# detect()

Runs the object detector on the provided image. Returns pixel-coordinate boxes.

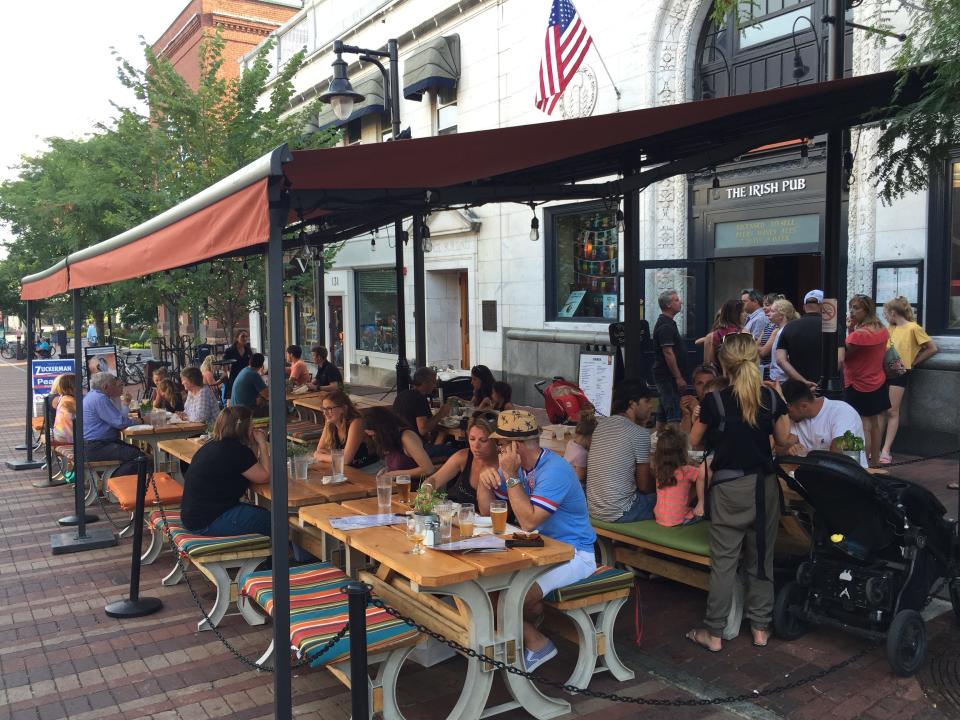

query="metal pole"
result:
[387,39,401,140]
[412,215,427,369]
[73,290,87,537]
[821,0,845,395]
[24,300,35,456]
[313,252,326,350]
[394,220,411,391]
[622,172,642,374]
[266,177,292,720]
[345,581,370,720]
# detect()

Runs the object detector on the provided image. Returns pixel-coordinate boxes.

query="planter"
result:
[842,450,862,463]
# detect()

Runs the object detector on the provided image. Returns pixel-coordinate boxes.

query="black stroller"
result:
[773,452,960,676]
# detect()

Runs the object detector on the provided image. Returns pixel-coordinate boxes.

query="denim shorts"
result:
[616,491,657,523]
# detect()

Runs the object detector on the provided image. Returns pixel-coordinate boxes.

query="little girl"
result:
[653,427,704,527]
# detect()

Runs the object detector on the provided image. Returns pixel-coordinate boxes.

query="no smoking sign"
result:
[821,298,838,332]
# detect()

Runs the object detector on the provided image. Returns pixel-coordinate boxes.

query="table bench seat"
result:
[286,420,324,444]
[107,471,183,540]
[240,563,421,719]
[544,565,635,690]
[146,510,272,631]
[54,446,122,506]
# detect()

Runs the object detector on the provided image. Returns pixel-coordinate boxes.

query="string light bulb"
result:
[529,215,540,242]
[711,170,721,190]
[616,208,625,234]
[800,140,810,168]
[370,236,376,251]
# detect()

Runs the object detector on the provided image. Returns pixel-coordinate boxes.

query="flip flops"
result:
[685,628,721,653]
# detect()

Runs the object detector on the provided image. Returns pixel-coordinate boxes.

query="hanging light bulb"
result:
[529,210,540,242]
[616,208,625,234]
[421,223,432,253]
[242,258,249,270]
[800,140,810,168]
[711,169,721,190]
[371,235,376,251]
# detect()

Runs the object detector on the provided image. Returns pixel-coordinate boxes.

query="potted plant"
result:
[412,482,447,519]
[834,431,865,463]
[287,441,312,480]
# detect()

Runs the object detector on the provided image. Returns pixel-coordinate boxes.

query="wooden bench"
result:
[240,563,422,719]
[54,446,121,506]
[543,565,636,691]
[286,419,324,445]
[146,510,272,631]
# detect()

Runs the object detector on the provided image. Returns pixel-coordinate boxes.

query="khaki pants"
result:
[704,473,779,637]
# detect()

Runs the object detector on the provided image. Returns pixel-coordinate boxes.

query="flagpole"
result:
[592,47,622,109]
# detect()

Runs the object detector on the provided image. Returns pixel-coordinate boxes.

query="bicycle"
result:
[118,349,146,389]
[0,337,15,360]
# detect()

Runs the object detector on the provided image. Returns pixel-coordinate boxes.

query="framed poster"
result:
[873,260,923,324]
[577,353,615,416]
[557,290,587,318]
[84,345,118,388]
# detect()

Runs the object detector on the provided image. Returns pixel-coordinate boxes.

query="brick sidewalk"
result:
[0,359,955,719]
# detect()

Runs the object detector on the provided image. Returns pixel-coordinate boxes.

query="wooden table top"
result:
[253,463,376,509]
[123,422,206,439]
[156,437,205,463]
[287,391,327,403]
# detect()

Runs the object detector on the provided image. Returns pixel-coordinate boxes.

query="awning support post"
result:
[313,250,326,350]
[412,214,427,369]
[622,171,643,375]
[6,299,44,470]
[394,220,411,391]
[267,178,293,720]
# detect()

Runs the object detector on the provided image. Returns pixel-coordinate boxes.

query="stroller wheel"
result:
[949,579,960,624]
[886,609,927,677]
[773,581,808,640]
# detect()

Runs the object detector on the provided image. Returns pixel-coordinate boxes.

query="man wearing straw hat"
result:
[478,410,597,672]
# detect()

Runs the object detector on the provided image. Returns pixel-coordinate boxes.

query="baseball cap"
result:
[803,290,824,304]
[489,410,541,440]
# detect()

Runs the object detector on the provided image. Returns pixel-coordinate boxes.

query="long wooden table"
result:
[300,497,575,720]
[124,421,206,475]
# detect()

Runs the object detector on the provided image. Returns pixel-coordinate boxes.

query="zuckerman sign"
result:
[31,359,75,398]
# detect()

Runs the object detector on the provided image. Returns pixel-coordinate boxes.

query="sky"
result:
[0,1,189,242]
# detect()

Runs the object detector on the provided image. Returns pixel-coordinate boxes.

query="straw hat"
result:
[489,410,540,440]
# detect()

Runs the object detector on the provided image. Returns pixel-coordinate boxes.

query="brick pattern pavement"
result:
[0,358,955,719]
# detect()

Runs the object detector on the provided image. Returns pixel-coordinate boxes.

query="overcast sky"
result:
[0,2,188,241]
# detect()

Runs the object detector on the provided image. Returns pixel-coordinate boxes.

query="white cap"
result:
[803,289,824,304]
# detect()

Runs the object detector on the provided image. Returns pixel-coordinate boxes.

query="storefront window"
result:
[356,269,399,353]
[547,205,620,321]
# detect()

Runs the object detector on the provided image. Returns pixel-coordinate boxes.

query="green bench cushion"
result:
[147,510,271,557]
[591,518,712,557]
[287,420,324,441]
[545,565,634,603]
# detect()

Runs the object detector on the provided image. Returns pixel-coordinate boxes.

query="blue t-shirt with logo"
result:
[495,448,596,552]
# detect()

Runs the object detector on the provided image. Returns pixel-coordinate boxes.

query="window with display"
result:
[355,269,399,353]
[546,204,620,322]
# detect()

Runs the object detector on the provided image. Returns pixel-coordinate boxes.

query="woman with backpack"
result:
[685,333,791,652]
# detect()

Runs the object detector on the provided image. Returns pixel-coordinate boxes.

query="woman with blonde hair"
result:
[765,298,799,383]
[843,294,890,467]
[199,354,223,404]
[686,334,791,652]
[50,373,76,445]
[313,390,372,467]
[429,411,501,506]
[879,297,938,466]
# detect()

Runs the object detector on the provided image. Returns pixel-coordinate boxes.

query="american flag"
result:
[535,0,594,115]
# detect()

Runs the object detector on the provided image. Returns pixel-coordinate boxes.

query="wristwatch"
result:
[505,476,522,489]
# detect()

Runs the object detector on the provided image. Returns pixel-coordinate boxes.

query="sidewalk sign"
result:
[84,345,118,388]
[31,359,75,413]
[578,353,615,416]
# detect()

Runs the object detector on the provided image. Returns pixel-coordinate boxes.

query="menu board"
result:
[578,353,615,416]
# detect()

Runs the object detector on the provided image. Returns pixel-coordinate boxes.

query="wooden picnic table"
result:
[124,421,206,476]
[299,497,575,720]
[252,463,376,509]
[157,437,205,465]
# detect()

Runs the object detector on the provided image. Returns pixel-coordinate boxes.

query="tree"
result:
[710,0,960,203]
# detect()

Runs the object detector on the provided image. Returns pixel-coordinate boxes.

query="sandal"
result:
[751,627,771,647]
[948,482,959,491]
[685,628,721,653]
[878,452,892,466]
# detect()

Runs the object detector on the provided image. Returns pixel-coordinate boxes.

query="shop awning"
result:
[403,35,460,101]
[21,67,927,300]
[315,75,386,132]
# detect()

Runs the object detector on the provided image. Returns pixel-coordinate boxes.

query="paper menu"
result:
[328,514,408,531]
[433,535,506,552]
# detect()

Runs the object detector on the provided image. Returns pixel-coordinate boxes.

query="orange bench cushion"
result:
[107,472,183,511]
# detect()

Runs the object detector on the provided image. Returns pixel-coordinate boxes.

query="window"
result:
[345,118,362,145]
[380,112,392,143]
[436,85,458,135]
[928,153,960,333]
[545,204,620,322]
[296,284,319,350]
[355,269,398,353]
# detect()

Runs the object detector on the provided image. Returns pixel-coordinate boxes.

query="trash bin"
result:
[54,329,68,357]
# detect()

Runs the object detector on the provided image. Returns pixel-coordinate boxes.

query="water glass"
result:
[435,502,455,543]
[376,472,393,512]
[458,503,475,538]
[293,454,310,481]
[330,449,345,480]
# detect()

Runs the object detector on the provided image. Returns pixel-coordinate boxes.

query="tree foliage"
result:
[0,30,338,340]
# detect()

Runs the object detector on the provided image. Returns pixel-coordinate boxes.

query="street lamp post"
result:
[321,39,412,391]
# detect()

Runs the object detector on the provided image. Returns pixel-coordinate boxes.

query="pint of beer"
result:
[490,500,508,534]
[395,475,411,503]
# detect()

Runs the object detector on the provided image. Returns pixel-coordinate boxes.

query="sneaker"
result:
[523,639,557,673]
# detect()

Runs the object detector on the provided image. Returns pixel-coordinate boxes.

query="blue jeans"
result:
[616,491,657,523]
[654,378,683,424]
[199,503,271,537]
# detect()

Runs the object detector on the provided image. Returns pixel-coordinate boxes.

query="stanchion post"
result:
[346,581,370,720]
[105,457,162,617]
[7,299,45,469]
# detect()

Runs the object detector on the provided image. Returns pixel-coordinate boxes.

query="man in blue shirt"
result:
[84,372,150,476]
[230,353,268,415]
[478,410,597,673]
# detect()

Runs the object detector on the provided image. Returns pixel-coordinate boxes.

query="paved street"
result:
[0,358,956,720]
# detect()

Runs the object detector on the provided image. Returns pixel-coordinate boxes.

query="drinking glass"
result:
[435,502,455,543]
[376,471,393,512]
[294,454,310,481]
[490,500,508,534]
[458,503,475,538]
[330,449,345,480]
[406,515,427,555]
[394,475,411,504]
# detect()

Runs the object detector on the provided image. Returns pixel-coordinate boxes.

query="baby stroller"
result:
[534,377,591,425]
[772,452,960,676]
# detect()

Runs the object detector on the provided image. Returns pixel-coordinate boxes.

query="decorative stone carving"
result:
[559,65,599,119]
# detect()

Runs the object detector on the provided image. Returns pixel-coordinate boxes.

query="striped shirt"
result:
[585,415,651,522]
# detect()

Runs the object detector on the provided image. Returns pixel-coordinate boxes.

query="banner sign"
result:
[31,359,75,397]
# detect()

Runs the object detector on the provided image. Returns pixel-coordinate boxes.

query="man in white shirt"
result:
[780,380,867,467]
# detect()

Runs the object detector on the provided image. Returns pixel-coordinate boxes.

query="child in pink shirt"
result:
[653,427,704,527]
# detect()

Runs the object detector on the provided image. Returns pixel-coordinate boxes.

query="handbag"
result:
[883,344,907,379]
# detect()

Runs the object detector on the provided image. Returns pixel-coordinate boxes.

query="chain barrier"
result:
[367,593,876,707]
[147,474,345,672]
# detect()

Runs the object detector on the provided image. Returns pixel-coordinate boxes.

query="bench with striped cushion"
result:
[146,509,272,632]
[286,420,324,443]
[240,562,420,717]
[543,565,635,690]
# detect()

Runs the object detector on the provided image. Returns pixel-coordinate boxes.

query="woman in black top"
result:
[428,412,500,505]
[223,330,252,399]
[687,334,791,652]
[180,406,271,536]
[470,364,495,409]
